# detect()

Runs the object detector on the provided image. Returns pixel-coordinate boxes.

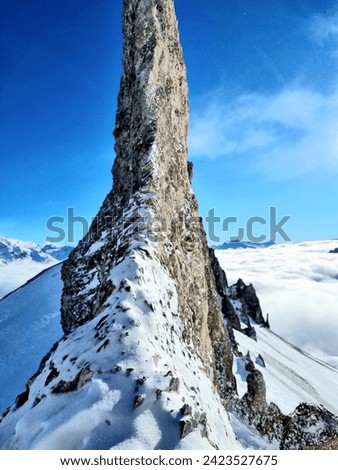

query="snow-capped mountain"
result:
[41,244,73,261]
[212,240,276,250]
[0,237,53,264]
[0,237,72,299]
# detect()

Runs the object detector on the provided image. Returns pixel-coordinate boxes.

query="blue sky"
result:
[1,0,337,245]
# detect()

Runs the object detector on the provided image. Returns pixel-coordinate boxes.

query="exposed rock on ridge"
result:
[61,0,234,392]
[0,0,242,450]
[1,0,337,451]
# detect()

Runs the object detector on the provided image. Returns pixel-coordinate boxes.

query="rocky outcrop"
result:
[209,251,266,343]
[232,279,269,327]
[329,247,338,254]
[1,0,337,452]
[231,358,338,449]
[61,0,234,400]
[209,239,338,450]
[281,403,338,450]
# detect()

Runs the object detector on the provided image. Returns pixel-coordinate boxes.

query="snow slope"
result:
[0,264,63,412]
[1,239,337,449]
[216,240,338,367]
[0,244,241,450]
[0,237,71,299]
[233,326,338,416]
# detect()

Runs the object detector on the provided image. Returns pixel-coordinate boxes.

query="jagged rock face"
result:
[211,254,338,450]
[61,0,234,391]
[0,0,239,450]
[232,381,338,450]
[228,279,269,330]
[281,403,338,450]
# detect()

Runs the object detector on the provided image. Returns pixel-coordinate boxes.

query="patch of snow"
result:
[229,413,277,450]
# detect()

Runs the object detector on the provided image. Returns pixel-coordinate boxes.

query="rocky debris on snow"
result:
[230,347,338,449]
[281,403,338,450]
[0,0,337,452]
[51,368,94,394]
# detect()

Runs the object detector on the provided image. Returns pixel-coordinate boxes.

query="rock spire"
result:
[1,0,337,451]
[61,0,234,392]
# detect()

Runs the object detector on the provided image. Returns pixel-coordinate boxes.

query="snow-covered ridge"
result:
[1,240,337,449]
[0,245,240,450]
[233,326,338,417]
[228,319,338,449]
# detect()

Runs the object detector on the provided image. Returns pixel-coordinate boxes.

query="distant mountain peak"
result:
[212,240,276,250]
[41,244,73,261]
[0,237,53,264]
[0,237,72,299]
[0,237,72,265]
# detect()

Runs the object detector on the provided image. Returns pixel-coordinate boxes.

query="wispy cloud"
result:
[189,86,338,179]
[188,9,338,180]
[310,9,338,44]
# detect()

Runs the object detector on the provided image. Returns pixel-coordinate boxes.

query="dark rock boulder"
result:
[52,367,94,394]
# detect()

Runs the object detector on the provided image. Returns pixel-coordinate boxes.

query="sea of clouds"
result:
[216,240,338,367]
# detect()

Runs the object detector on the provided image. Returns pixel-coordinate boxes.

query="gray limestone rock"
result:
[61,0,234,394]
